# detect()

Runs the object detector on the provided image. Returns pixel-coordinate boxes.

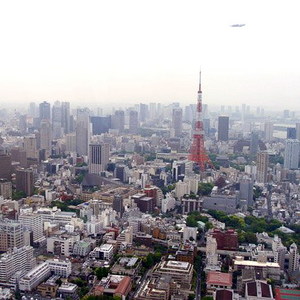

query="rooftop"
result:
[207,272,232,286]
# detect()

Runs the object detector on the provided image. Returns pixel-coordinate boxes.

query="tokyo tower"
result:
[189,72,213,171]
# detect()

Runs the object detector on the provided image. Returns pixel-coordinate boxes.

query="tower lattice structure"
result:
[189,72,213,171]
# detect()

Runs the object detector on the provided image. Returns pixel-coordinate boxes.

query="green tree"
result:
[95,267,109,280]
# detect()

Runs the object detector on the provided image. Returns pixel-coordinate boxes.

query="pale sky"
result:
[0,0,300,110]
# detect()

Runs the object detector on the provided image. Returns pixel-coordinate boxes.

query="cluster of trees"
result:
[186,211,213,230]
[207,210,284,245]
[198,183,214,196]
[12,190,26,200]
[142,252,162,269]
[94,267,109,280]
[50,198,84,213]
[71,278,89,298]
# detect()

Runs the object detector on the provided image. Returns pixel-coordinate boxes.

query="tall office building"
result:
[23,136,39,160]
[76,108,90,156]
[149,103,157,120]
[250,131,259,157]
[113,194,124,217]
[139,103,148,122]
[257,151,269,184]
[0,219,24,251]
[40,120,52,158]
[287,127,296,139]
[111,110,125,132]
[61,101,71,134]
[296,123,300,141]
[129,110,139,134]
[91,116,111,135]
[239,178,254,207]
[16,168,34,196]
[0,154,12,180]
[264,122,273,142]
[88,143,110,174]
[172,108,183,137]
[218,116,229,141]
[39,101,51,123]
[284,139,300,170]
[52,101,63,139]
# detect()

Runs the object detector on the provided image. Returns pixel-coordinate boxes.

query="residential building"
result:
[257,151,269,184]
[47,259,72,277]
[19,213,43,242]
[284,139,300,170]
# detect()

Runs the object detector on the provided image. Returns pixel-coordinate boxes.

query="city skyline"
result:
[0,0,300,109]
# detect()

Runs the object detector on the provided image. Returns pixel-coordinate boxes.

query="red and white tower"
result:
[189,72,213,171]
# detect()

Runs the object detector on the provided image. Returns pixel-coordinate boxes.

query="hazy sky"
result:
[0,0,300,109]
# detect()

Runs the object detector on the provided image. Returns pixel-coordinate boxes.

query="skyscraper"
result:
[52,101,62,139]
[39,101,51,123]
[0,154,12,180]
[88,143,110,174]
[129,110,139,134]
[264,122,273,142]
[218,116,229,141]
[250,131,259,157]
[76,108,90,156]
[111,110,125,133]
[257,151,269,183]
[39,120,52,158]
[61,101,71,134]
[296,123,300,141]
[284,139,300,170]
[172,108,183,137]
[16,168,34,196]
[287,127,296,139]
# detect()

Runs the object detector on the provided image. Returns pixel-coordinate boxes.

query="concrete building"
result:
[202,195,237,214]
[264,122,273,142]
[172,108,183,137]
[88,143,110,174]
[218,116,229,141]
[0,219,24,251]
[0,179,12,199]
[129,110,139,134]
[205,235,221,272]
[39,101,51,123]
[47,259,72,277]
[90,244,114,261]
[288,243,299,273]
[211,229,238,251]
[73,240,93,257]
[76,108,90,156]
[239,178,254,207]
[0,246,36,283]
[152,260,193,290]
[257,151,269,184]
[0,154,12,181]
[19,262,51,291]
[182,195,202,214]
[16,168,34,196]
[206,271,232,294]
[284,139,300,170]
[19,213,43,242]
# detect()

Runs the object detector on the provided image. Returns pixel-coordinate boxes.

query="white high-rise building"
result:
[19,213,44,242]
[175,180,190,199]
[40,120,52,158]
[205,235,220,272]
[0,246,36,282]
[289,243,299,273]
[88,143,110,174]
[284,139,300,170]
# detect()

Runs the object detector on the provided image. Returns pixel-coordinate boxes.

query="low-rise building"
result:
[94,275,132,300]
[47,259,72,277]
[19,262,51,291]
[90,244,114,261]
[152,260,193,290]
[206,271,232,294]
[57,282,79,300]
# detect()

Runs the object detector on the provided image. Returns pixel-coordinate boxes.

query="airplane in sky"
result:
[231,24,246,27]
